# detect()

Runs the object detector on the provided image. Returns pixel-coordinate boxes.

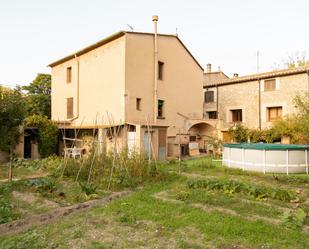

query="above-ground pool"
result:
[223,143,309,174]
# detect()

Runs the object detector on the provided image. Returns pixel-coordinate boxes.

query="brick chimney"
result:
[206,63,212,73]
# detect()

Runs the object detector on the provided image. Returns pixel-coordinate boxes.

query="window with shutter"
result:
[267,107,282,121]
[231,109,242,122]
[264,79,276,91]
[67,97,73,119]
[67,67,72,83]
[204,91,214,103]
[158,61,164,80]
[157,99,165,118]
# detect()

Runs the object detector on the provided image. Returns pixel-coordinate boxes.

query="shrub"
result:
[26,114,58,157]
[273,94,309,144]
[228,123,248,143]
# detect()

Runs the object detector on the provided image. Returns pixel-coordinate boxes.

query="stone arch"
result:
[187,122,215,153]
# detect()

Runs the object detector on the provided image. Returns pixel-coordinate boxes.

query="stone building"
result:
[203,65,309,142]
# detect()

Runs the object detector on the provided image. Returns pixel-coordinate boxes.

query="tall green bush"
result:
[273,94,309,144]
[228,123,248,143]
[26,114,58,157]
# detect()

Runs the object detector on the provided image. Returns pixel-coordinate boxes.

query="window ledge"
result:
[157,116,165,120]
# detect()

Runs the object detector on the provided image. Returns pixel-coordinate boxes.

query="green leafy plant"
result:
[79,182,97,195]
[282,208,306,229]
[26,178,57,193]
[0,197,20,224]
[187,178,295,201]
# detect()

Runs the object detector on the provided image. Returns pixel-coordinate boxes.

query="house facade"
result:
[203,66,309,142]
[49,28,209,159]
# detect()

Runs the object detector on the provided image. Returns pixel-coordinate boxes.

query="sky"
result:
[0,0,309,87]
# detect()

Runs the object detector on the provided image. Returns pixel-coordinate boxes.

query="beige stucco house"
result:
[203,65,309,142]
[49,21,211,159]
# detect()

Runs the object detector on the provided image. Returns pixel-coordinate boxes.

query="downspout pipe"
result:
[307,69,309,99]
[258,78,261,130]
[216,84,219,119]
[152,15,158,123]
[69,54,80,122]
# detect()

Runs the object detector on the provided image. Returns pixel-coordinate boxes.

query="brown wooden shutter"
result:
[205,91,214,102]
[264,79,276,91]
[158,129,167,147]
[268,107,282,121]
[67,67,72,83]
[67,97,73,119]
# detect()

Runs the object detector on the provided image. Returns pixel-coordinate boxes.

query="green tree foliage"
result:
[228,123,248,143]
[0,86,26,153]
[273,94,309,144]
[26,114,58,158]
[23,74,51,118]
[0,86,26,181]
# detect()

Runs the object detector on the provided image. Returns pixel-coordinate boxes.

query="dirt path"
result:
[0,190,132,236]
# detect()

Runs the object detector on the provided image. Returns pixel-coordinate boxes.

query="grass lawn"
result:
[0,157,308,248]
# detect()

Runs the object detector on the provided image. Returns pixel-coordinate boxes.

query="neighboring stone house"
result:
[49,20,212,159]
[203,66,309,142]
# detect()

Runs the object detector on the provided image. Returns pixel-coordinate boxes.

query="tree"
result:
[273,94,309,144]
[273,51,309,70]
[0,86,26,181]
[23,74,51,118]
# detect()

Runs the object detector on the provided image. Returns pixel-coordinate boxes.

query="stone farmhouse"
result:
[203,65,309,142]
[49,16,213,159]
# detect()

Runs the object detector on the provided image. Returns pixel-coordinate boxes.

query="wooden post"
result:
[8,150,13,183]
[178,129,181,174]
[242,148,245,171]
[263,150,266,174]
[286,150,289,175]
[305,149,308,175]
[228,147,231,167]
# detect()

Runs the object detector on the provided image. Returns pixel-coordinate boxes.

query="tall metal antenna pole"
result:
[257,51,260,73]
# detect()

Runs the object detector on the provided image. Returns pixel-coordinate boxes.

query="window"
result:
[207,111,217,119]
[67,97,73,119]
[231,109,242,122]
[136,98,141,111]
[204,91,214,103]
[158,99,165,118]
[189,136,196,142]
[264,79,276,91]
[267,107,282,121]
[158,61,164,80]
[67,67,72,83]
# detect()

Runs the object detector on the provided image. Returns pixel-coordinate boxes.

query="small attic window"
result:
[67,67,72,83]
[158,61,164,80]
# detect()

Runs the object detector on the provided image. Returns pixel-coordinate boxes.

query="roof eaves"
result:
[204,66,309,88]
[48,31,126,67]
